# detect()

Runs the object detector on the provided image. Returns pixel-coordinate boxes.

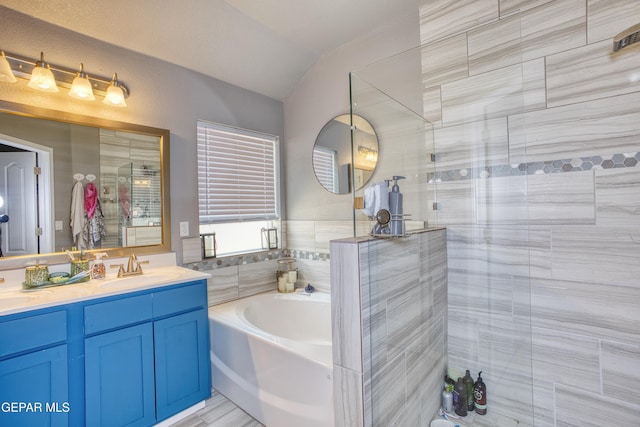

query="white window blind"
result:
[312,146,337,193]
[197,121,278,223]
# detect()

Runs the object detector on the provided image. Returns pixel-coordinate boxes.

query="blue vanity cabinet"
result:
[154,308,210,420]
[0,310,70,427]
[84,292,156,427]
[84,279,210,426]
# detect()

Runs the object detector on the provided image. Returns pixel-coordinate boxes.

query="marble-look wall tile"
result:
[315,221,354,252]
[441,59,545,125]
[419,0,499,45]
[527,170,595,224]
[333,365,364,427]
[509,92,640,163]
[526,226,552,279]
[448,269,514,317]
[532,326,601,391]
[368,353,406,427]
[207,265,239,306]
[430,180,476,225]
[469,0,585,76]
[421,33,468,88]
[499,0,554,15]
[447,225,532,277]
[587,0,640,43]
[555,384,640,426]
[476,175,528,224]
[546,39,640,108]
[433,117,509,170]
[550,225,640,288]
[601,340,640,402]
[423,86,442,127]
[596,167,640,227]
[330,240,363,371]
[530,276,640,346]
[237,259,278,298]
[532,379,556,427]
[285,220,316,252]
[294,258,330,292]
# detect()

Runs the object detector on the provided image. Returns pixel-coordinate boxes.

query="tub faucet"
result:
[304,284,315,294]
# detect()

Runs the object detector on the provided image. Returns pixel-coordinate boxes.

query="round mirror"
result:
[312,114,379,194]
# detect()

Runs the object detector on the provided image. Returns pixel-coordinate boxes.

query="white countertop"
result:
[0,253,211,316]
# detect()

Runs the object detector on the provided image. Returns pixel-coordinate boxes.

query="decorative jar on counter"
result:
[276,258,297,293]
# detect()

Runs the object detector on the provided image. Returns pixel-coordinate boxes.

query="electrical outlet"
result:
[179,221,189,237]
[55,220,63,231]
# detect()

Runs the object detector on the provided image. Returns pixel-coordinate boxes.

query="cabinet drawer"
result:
[84,294,153,335]
[153,281,206,318]
[0,310,67,358]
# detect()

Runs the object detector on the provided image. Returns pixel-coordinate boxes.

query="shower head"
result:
[613,23,640,52]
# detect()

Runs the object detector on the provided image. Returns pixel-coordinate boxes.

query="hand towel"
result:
[70,181,85,244]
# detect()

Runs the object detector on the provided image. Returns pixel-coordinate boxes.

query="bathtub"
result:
[209,290,334,427]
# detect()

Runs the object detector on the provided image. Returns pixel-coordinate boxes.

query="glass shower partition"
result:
[350,16,535,424]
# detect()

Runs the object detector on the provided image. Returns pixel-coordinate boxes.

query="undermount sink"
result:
[97,270,183,289]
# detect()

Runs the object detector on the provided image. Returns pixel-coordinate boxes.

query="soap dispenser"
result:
[389,175,405,236]
[91,252,108,280]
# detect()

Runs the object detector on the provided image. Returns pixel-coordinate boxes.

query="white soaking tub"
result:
[209,290,334,427]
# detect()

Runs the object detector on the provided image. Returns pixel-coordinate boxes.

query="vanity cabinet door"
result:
[154,308,210,421]
[0,344,69,427]
[85,323,155,427]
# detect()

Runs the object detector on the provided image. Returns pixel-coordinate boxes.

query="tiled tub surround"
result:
[331,228,447,426]
[420,1,640,426]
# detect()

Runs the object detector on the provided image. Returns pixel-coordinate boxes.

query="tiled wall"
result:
[331,229,447,426]
[183,220,336,306]
[420,1,640,426]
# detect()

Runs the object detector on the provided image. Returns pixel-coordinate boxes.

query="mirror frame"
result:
[0,100,171,270]
[312,113,379,194]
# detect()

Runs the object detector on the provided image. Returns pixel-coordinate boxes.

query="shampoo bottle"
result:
[473,371,487,415]
[91,252,108,280]
[389,175,405,236]
[442,384,453,413]
[463,369,475,411]
[454,377,467,417]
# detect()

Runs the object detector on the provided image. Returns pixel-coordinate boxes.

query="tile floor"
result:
[171,391,263,427]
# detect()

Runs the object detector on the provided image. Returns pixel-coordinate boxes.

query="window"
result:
[312,146,338,193]
[197,121,279,256]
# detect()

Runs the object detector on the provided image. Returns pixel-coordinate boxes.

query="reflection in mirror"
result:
[312,114,378,194]
[0,101,170,269]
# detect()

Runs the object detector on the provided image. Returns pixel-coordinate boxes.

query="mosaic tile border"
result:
[427,152,640,182]
[183,249,329,271]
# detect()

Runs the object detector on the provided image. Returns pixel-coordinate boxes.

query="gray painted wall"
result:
[0,6,284,264]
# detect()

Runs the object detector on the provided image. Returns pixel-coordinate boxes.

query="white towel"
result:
[362,182,389,217]
[70,181,85,247]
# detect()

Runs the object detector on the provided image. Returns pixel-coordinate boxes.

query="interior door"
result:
[0,151,38,256]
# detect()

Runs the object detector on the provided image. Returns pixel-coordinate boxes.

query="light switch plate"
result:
[179,221,189,237]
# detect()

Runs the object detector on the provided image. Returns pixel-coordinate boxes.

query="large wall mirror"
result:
[312,114,378,194]
[0,101,170,269]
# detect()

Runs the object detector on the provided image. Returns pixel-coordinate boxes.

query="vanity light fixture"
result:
[68,63,95,101]
[0,49,130,106]
[28,52,58,92]
[0,51,17,83]
[358,145,378,162]
[103,73,127,107]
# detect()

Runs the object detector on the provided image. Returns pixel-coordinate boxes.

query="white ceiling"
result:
[0,0,423,100]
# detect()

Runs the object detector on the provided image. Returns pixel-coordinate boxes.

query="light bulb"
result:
[69,63,95,101]
[0,51,17,83]
[103,73,127,107]
[27,52,58,93]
